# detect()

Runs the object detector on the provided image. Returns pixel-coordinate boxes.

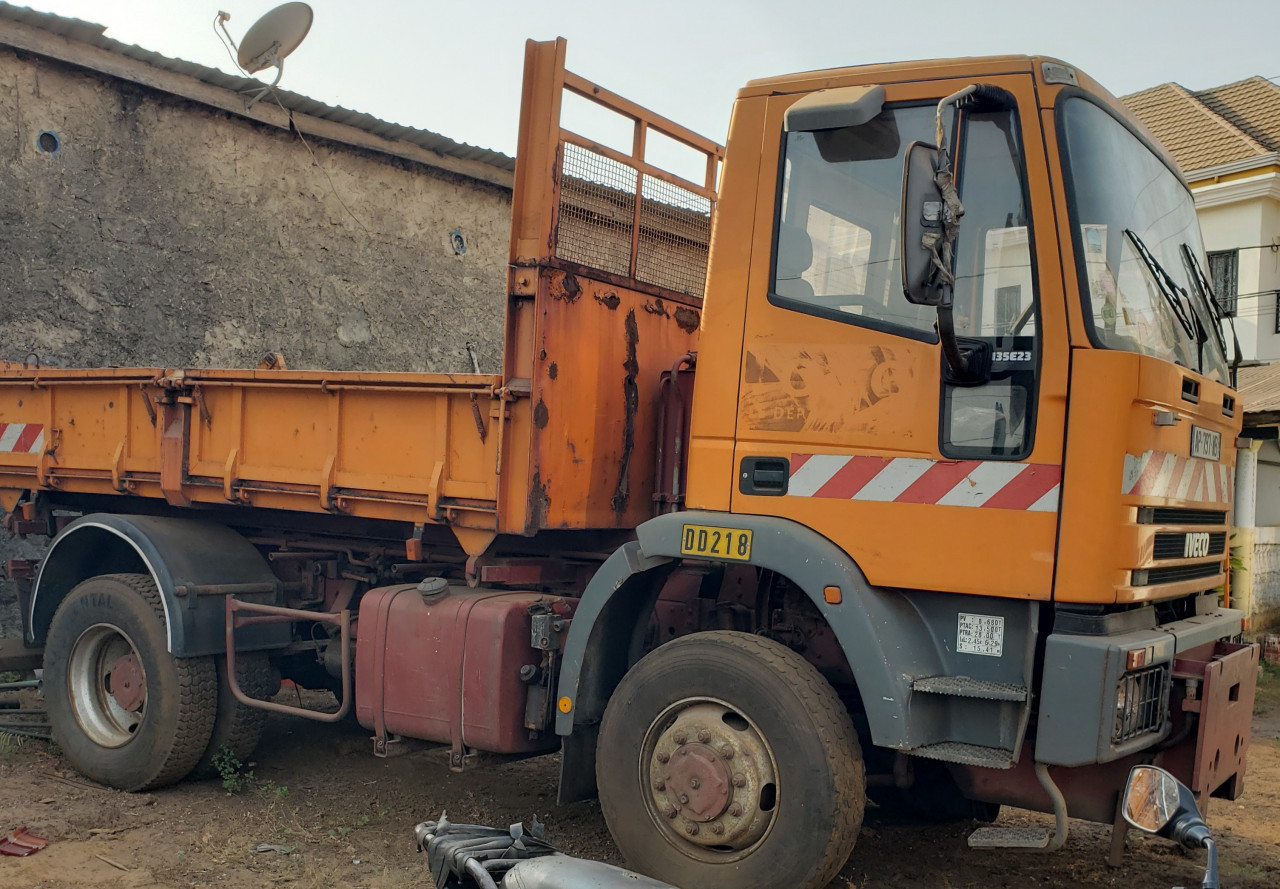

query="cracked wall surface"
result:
[0,48,511,375]
[0,48,514,638]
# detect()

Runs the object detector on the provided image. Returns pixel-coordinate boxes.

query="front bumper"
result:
[1035,600,1254,782]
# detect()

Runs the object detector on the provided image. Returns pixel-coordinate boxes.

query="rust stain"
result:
[674,306,699,333]
[595,291,620,310]
[611,308,640,517]
[552,273,582,303]
[547,362,558,380]
[643,298,668,317]
[528,470,550,529]
[533,398,549,429]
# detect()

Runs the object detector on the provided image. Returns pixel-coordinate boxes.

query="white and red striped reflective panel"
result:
[0,423,44,454]
[787,454,1061,512]
[1122,450,1232,504]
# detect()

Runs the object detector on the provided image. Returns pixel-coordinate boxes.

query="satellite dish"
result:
[238,2,313,73]
[236,2,313,109]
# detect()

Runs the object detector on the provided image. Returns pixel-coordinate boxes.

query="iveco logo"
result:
[1184,532,1211,558]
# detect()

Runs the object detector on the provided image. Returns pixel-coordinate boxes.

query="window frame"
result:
[1207,249,1239,318]
[937,103,1043,462]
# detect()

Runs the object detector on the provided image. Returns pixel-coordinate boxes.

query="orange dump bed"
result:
[0,40,722,557]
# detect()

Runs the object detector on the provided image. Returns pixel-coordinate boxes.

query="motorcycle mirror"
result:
[1122,765,1182,834]
[1121,765,1219,889]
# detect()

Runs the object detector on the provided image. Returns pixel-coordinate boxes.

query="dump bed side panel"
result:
[0,366,503,536]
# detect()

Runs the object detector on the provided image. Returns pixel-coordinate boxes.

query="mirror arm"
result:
[1200,837,1220,889]
[937,293,976,381]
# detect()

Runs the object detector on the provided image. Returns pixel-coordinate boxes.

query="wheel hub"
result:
[646,701,777,851]
[67,623,146,748]
[107,654,145,712]
[661,743,730,821]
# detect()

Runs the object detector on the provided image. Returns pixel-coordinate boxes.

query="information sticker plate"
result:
[957,613,1005,657]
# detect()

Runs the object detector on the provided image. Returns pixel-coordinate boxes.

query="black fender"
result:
[554,510,966,803]
[27,514,289,657]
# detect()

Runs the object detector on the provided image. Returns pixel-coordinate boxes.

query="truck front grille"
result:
[1152,531,1227,560]
[1114,665,1169,743]
[1131,563,1223,586]
[1139,507,1227,526]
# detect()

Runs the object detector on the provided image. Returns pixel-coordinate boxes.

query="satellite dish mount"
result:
[228,3,314,111]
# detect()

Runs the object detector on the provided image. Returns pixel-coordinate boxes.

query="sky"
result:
[13,0,1280,159]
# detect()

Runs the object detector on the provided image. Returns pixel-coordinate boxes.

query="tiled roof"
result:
[1197,76,1280,153]
[1236,363,1280,415]
[0,3,514,173]
[1122,77,1280,176]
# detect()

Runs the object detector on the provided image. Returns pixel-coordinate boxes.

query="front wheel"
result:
[43,574,217,791]
[597,631,865,889]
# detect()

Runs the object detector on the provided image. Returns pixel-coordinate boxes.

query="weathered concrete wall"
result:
[0,48,512,374]
[0,49,515,641]
[1252,528,1280,631]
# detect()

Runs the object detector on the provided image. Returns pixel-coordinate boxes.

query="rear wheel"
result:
[189,652,280,780]
[43,574,216,791]
[597,631,864,889]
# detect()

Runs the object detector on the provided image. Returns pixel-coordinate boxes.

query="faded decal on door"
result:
[741,345,915,436]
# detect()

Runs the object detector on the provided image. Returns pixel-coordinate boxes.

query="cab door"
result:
[730,71,1068,599]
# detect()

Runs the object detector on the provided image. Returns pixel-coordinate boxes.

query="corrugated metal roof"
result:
[1237,364,1280,415]
[0,2,514,172]
[1121,77,1279,177]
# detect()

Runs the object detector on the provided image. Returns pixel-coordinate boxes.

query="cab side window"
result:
[772,105,942,341]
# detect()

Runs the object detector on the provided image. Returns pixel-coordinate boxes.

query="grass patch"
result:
[0,731,26,760]
[1255,658,1280,715]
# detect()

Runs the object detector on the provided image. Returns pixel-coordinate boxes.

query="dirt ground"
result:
[1,671,1278,889]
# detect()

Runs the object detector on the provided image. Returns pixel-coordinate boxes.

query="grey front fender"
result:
[555,510,934,751]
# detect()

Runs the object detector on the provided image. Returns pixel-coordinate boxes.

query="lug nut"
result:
[728,802,743,817]
[656,751,670,764]
[679,793,690,805]
[654,779,665,791]
[710,822,725,836]
[673,732,687,745]
[720,747,734,760]
[697,729,711,743]
[685,823,699,836]
[689,777,700,790]
[664,805,678,819]
[732,773,746,788]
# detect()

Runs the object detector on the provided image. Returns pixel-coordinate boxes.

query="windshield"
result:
[1058,98,1229,382]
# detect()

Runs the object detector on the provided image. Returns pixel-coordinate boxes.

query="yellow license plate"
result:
[680,524,753,561]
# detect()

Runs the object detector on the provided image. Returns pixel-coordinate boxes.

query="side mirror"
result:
[900,140,947,307]
[1122,766,1210,849]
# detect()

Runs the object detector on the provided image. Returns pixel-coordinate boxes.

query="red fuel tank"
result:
[355,584,566,755]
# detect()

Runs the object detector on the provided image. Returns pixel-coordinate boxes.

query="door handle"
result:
[739,457,789,496]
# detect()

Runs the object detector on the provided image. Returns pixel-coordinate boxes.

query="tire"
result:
[597,631,864,889]
[43,573,217,791]
[189,652,280,780]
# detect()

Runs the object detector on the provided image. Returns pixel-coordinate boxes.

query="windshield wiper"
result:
[1124,230,1202,346]
[1181,243,1241,383]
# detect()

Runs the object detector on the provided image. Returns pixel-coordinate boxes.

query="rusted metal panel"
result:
[524,269,699,533]
[1172,639,1259,808]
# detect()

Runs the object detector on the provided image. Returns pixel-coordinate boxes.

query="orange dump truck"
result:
[0,40,1260,889]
